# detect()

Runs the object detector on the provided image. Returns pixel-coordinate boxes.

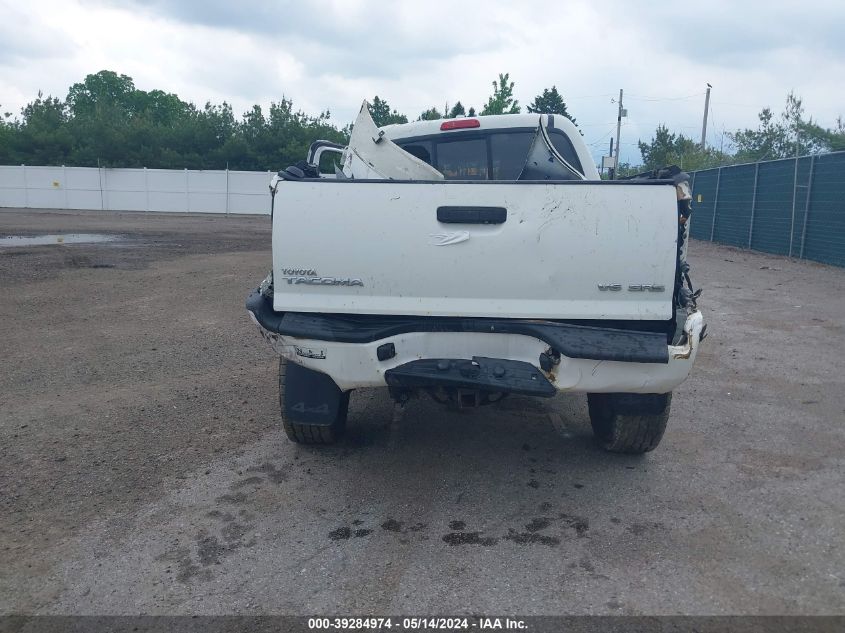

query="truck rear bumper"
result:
[247,292,704,394]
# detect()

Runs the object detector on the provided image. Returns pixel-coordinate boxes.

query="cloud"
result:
[107,0,504,78]
[0,3,77,64]
[638,1,845,64]
[2,0,845,165]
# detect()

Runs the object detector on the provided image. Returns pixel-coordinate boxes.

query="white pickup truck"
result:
[247,102,705,453]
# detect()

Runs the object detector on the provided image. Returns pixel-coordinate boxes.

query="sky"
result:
[1,0,844,165]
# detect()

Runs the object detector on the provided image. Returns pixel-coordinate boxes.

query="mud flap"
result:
[605,392,671,415]
[284,362,347,426]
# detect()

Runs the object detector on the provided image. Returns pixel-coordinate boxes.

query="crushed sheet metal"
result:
[430,231,471,246]
[343,101,445,181]
[670,310,704,360]
[517,117,585,181]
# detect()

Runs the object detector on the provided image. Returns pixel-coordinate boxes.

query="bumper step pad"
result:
[385,357,556,397]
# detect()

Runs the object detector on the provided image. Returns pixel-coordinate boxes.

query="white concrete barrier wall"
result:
[0,165,273,215]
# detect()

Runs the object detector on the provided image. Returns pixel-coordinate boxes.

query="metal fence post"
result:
[747,163,759,248]
[225,167,230,216]
[799,155,816,259]
[144,167,149,212]
[21,164,28,208]
[788,156,799,256]
[62,165,69,208]
[710,167,722,242]
[185,168,189,213]
[98,163,105,210]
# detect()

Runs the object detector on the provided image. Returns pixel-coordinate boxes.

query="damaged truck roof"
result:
[339,100,586,181]
[342,101,445,181]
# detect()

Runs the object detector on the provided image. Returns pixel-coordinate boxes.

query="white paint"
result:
[430,231,471,246]
[271,180,678,320]
[251,311,705,394]
[0,165,272,215]
[343,101,444,180]
[383,113,598,180]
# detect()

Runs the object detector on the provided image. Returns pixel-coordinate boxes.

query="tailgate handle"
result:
[437,206,507,224]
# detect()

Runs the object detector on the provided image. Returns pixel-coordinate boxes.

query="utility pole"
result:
[613,89,623,179]
[607,138,614,179]
[700,83,712,148]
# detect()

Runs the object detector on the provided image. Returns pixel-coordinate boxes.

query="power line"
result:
[709,100,765,111]
[625,92,705,102]
[587,127,616,146]
[576,121,620,127]
[566,91,704,102]
[610,121,702,130]
[565,93,616,100]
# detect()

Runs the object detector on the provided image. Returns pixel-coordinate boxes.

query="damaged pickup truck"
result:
[246,101,705,453]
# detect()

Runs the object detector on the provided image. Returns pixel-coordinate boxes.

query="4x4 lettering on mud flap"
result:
[291,402,330,415]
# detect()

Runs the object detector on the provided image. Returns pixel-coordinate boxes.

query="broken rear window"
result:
[400,140,433,165]
[548,131,583,175]
[435,138,488,180]
[490,132,534,180]
[395,126,584,180]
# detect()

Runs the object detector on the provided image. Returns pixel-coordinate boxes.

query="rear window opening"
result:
[436,138,488,180]
[396,128,584,181]
[490,132,534,179]
[401,141,433,165]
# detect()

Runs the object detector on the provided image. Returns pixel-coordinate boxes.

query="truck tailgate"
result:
[272,181,678,321]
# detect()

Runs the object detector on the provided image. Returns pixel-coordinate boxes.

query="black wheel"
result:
[587,392,672,454]
[279,357,349,444]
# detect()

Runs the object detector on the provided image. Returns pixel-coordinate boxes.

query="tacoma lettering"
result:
[282,276,364,286]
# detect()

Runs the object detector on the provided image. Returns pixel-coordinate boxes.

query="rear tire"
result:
[279,357,348,444]
[587,392,672,454]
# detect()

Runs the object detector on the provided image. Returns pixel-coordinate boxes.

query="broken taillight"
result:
[440,119,480,131]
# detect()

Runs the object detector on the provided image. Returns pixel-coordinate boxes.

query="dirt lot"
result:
[1,209,843,615]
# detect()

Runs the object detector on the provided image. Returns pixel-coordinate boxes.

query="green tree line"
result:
[632,92,845,174]
[0,71,346,170]
[3,70,842,173]
[0,70,581,170]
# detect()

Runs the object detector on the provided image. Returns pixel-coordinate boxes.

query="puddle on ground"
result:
[0,234,122,247]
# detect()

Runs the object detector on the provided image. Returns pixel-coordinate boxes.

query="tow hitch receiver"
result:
[384,357,556,397]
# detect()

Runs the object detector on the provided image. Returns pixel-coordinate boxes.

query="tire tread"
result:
[587,392,671,454]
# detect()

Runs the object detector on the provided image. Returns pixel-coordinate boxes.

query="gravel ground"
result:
[0,209,843,615]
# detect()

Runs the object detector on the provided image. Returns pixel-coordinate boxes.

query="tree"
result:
[527,86,577,127]
[638,125,689,169]
[730,107,789,162]
[481,73,520,115]
[447,101,466,118]
[418,107,443,121]
[0,70,349,171]
[608,161,640,179]
[638,124,730,171]
[0,108,12,163]
[13,92,73,165]
[67,70,136,119]
[467,106,477,117]
[817,116,845,151]
[368,96,408,127]
[730,92,833,161]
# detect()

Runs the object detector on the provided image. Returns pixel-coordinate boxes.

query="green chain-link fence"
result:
[689,151,845,267]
